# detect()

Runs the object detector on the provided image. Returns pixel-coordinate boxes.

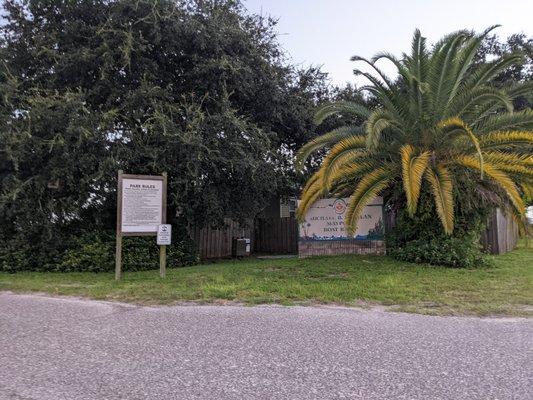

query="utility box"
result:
[232,238,251,257]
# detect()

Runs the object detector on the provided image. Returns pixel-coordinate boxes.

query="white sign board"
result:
[157,224,172,245]
[299,197,384,241]
[121,178,164,233]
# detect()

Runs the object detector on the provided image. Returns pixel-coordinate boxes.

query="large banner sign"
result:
[299,197,384,241]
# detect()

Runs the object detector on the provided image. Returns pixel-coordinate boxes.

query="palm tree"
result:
[297,27,533,235]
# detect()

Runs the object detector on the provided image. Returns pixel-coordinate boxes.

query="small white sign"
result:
[157,224,172,245]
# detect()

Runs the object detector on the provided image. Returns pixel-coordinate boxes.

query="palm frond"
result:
[447,25,500,105]
[478,130,533,150]
[482,151,533,167]
[464,54,523,91]
[429,32,468,114]
[425,164,454,234]
[446,87,513,118]
[438,117,484,177]
[455,156,525,214]
[521,183,533,202]
[313,102,371,125]
[295,126,363,170]
[506,81,533,102]
[365,109,394,149]
[490,162,533,179]
[344,167,393,234]
[475,109,533,134]
[297,175,326,221]
[370,51,412,83]
[328,160,379,190]
[318,136,367,187]
[302,170,321,195]
[351,55,394,88]
[360,85,410,128]
[400,144,431,215]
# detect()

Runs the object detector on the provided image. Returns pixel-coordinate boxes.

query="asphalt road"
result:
[1,292,531,400]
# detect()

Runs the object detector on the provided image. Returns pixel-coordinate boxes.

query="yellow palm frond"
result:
[438,117,484,177]
[489,162,533,178]
[521,184,533,202]
[400,144,431,215]
[319,151,366,190]
[318,136,367,188]
[344,167,393,234]
[327,160,377,189]
[302,170,321,196]
[482,152,533,171]
[483,151,533,166]
[425,164,454,234]
[294,126,363,170]
[455,155,525,214]
[478,130,533,150]
[297,175,326,221]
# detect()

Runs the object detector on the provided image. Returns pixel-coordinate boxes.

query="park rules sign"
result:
[121,178,164,233]
[115,171,168,280]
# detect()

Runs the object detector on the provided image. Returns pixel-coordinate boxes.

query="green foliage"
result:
[57,235,114,273]
[298,27,533,267]
[386,188,491,268]
[388,235,491,268]
[0,0,328,271]
[56,231,198,273]
[1,228,199,273]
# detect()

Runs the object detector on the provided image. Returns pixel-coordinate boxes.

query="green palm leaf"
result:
[313,102,371,125]
[295,126,364,170]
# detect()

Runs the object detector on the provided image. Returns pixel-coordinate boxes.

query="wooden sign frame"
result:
[115,170,168,280]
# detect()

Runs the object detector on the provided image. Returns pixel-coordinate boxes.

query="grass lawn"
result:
[1,243,532,317]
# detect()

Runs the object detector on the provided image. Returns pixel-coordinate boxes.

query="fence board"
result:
[254,217,298,254]
[190,219,252,259]
[479,208,518,254]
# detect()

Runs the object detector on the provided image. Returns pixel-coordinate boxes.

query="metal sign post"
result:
[115,171,168,280]
[157,224,172,278]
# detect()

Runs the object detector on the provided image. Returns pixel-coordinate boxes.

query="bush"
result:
[57,230,199,273]
[1,229,199,273]
[386,189,492,268]
[388,234,492,268]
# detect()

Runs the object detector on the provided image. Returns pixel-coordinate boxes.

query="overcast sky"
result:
[244,0,533,87]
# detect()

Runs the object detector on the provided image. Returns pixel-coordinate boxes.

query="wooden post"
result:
[159,172,168,278]
[115,170,124,280]
[159,245,166,278]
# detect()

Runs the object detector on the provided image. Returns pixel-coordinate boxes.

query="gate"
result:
[254,217,298,254]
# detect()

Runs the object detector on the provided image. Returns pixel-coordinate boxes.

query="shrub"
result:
[57,230,199,273]
[388,234,492,268]
[386,190,492,268]
[1,229,199,273]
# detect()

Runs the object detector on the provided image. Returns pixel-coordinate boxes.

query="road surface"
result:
[1,292,531,399]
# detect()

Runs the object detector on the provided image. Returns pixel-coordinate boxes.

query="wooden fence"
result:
[254,217,298,254]
[190,208,518,259]
[189,219,252,259]
[481,208,518,254]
